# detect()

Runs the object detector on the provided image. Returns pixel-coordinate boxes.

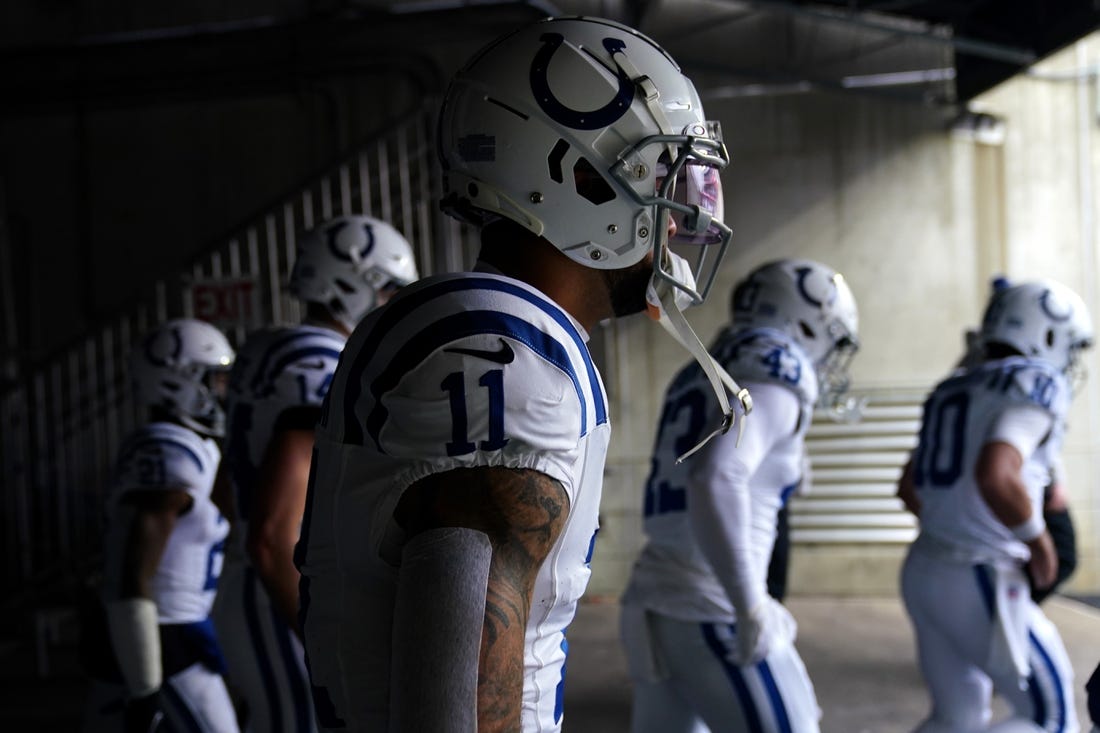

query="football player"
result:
[212,215,418,733]
[293,15,743,733]
[954,278,1079,605]
[621,259,860,733]
[83,318,238,733]
[897,278,1091,733]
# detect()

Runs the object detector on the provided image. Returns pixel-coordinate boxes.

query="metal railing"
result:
[0,98,477,596]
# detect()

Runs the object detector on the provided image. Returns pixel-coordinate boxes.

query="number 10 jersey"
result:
[912,356,1068,565]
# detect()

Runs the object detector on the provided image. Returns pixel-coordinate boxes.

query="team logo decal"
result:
[795,266,837,309]
[1040,289,1072,322]
[325,220,375,263]
[145,327,183,367]
[530,34,634,131]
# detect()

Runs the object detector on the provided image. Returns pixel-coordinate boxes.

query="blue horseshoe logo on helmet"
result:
[795,266,836,309]
[530,34,635,131]
[325,220,375,262]
[1040,288,1072,322]
[146,326,182,367]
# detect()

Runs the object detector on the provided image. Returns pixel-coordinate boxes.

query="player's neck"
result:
[302,305,351,337]
[479,231,613,331]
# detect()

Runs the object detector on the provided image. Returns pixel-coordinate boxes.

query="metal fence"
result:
[0,99,478,597]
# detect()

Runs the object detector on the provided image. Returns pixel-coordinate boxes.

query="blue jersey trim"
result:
[248,330,322,393]
[554,634,568,723]
[342,276,605,446]
[365,310,591,451]
[258,345,342,397]
[119,436,206,475]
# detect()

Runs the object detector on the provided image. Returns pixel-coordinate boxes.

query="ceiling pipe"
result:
[736,0,1038,65]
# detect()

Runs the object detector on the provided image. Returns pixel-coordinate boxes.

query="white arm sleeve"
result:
[688,382,800,615]
[987,404,1054,459]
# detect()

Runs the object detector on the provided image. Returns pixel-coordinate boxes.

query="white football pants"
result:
[620,603,821,733]
[901,545,1078,733]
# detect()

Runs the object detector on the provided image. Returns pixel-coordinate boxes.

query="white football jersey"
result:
[623,328,815,623]
[103,422,228,623]
[297,271,610,732]
[224,324,346,538]
[912,357,1067,563]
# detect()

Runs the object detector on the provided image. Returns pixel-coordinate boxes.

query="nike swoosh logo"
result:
[444,338,515,364]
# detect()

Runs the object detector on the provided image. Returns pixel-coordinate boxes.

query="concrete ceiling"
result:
[2,0,1098,115]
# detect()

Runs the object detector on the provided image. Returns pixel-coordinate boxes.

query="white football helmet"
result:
[132,318,235,437]
[731,259,860,407]
[980,279,1094,377]
[289,215,419,332]
[438,15,731,304]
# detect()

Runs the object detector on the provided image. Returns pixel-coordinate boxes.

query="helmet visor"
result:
[665,162,725,246]
[616,122,732,304]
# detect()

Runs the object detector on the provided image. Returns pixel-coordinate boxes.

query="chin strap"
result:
[646,269,753,464]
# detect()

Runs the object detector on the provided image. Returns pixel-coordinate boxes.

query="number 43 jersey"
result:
[912,357,1069,564]
[624,327,816,623]
[103,422,228,623]
[297,271,610,731]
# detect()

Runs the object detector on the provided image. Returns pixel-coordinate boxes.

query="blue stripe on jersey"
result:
[244,568,285,733]
[119,437,206,475]
[555,634,568,723]
[363,309,594,451]
[249,330,321,392]
[702,623,764,733]
[1029,629,1066,731]
[162,680,204,733]
[257,346,342,397]
[758,660,794,733]
[342,276,605,446]
[779,481,799,507]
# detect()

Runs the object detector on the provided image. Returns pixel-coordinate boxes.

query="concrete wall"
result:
[972,37,1100,597]
[587,35,1100,599]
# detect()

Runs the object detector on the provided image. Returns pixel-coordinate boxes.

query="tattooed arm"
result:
[395,466,570,733]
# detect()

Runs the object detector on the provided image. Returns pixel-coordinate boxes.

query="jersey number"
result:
[644,388,707,516]
[296,373,334,403]
[762,346,801,385]
[913,392,970,487]
[442,369,508,456]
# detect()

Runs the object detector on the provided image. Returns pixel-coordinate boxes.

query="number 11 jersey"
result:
[296,271,610,732]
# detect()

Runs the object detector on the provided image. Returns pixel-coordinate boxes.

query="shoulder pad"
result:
[113,424,215,496]
[237,326,345,407]
[974,357,1069,417]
